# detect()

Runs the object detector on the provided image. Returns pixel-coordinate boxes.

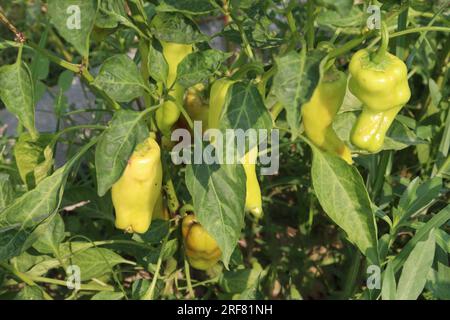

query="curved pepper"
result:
[182,214,222,270]
[208,79,263,218]
[112,137,163,233]
[156,41,193,136]
[349,49,411,152]
[301,68,352,164]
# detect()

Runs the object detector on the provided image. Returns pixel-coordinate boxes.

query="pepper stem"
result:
[372,21,390,63]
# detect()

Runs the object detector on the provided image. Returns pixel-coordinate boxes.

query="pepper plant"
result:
[0,0,449,300]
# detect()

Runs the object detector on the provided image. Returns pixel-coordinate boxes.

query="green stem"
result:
[395,2,409,59]
[142,231,172,300]
[0,263,53,300]
[27,42,79,72]
[306,0,315,50]
[327,31,374,60]
[30,276,115,292]
[270,102,284,121]
[184,259,195,298]
[372,22,389,64]
[390,26,450,39]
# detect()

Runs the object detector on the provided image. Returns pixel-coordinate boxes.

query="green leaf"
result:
[177,50,231,88]
[0,61,37,139]
[0,167,67,261]
[147,39,169,85]
[14,133,54,189]
[137,220,170,244]
[150,13,208,44]
[381,262,396,300]
[185,163,246,267]
[219,266,263,294]
[93,54,147,103]
[427,262,450,300]
[317,7,365,28]
[156,0,216,15]
[58,70,75,92]
[272,50,326,137]
[396,230,435,300]
[220,82,273,132]
[32,214,65,255]
[391,205,450,273]
[95,0,126,29]
[67,247,131,281]
[14,285,44,300]
[395,177,442,226]
[0,139,96,261]
[383,121,427,150]
[161,239,178,260]
[0,173,15,212]
[91,291,125,300]
[95,110,149,196]
[47,0,98,57]
[311,146,379,264]
[62,186,114,222]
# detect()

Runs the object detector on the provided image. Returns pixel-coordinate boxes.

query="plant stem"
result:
[390,26,450,39]
[327,31,374,59]
[30,276,115,292]
[141,231,172,300]
[306,0,315,50]
[396,1,409,59]
[372,22,390,64]
[184,259,195,297]
[0,263,53,300]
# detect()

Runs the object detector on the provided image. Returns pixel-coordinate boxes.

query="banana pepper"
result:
[208,79,263,218]
[182,214,222,270]
[112,137,163,233]
[301,68,352,164]
[156,41,193,136]
[349,49,411,152]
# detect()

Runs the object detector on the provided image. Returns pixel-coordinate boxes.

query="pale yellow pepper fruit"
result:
[112,137,163,234]
[241,146,263,219]
[182,214,222,271]
[156,41,193,136]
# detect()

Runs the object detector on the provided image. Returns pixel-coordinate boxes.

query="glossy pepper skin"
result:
[208,79,263,218]
[301,68,353,164]
[112,137,163,233]
[156,41,193,136]
[180,84,209,131]
[208,78,234,130]
[349,49,411,152]
[182,214,222,270]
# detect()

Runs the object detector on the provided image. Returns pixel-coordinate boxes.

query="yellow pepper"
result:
[112,137,163,233]
[208,79,263,218]
[302,68,352,164]
[182,214,222,270]
[156,41,193,136]
[349,49,411,152]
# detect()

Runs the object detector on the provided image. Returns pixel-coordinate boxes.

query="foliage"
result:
[0,0,449,300]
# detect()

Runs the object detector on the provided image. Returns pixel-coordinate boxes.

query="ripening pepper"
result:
[156,41,193,136]
[182,214,222,270]
[208,79,263,218]
[301,68,353,164]
[179,84,209,131]
[241,146,263,218]
[112,137,163,233]
[349,49,411,152]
